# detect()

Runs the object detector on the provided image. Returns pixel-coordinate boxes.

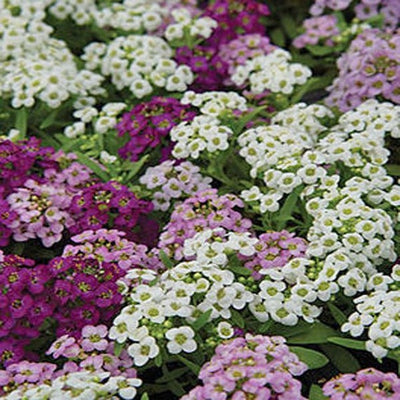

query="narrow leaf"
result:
[320,344,360,373]
[124,155,149,182]
[140,394,149,400]
[287,322,337,344]
[156,367,188,384]
[327,303,347,325]
[113,342,124,357]
[290,346,329,369]
[191,309,212,331]
[159,250,174,269]
[327,337,366,351]
[15,107,28,138]
[176,355,200,375]
[75,152,110,181]
[231,309,245,329]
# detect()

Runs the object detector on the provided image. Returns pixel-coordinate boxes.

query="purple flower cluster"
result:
[310,0,400,28]
[181,334,307,400]
[323,367,400,399]
[140,160,212,211]
[158,189,252,260]
[293,15,340,48]
[0,254,52,367]
[0,324,138,396]
[218,34,277,86]
[68,180,156,245]
[325,28,400,111]
[47,254,124,338]
[243,230,308,280]
[116,96,196,162]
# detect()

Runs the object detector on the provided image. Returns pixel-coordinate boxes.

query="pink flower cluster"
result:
[0,324,138,396]
[325,28,400,111]
[182,334,307,400]
[158,189,252,260]
[243,230,308,280]
[140,160,212,211]
[310,0,400,28]
[293,15,340,48]
[323,367,400,399]
[116,96,196,162]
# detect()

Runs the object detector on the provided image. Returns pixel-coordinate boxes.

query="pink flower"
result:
[81,325,109,352]
[46,335,80,359]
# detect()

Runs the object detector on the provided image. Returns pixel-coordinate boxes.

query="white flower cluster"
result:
[271,102,334,135]
[342,267,400,359]
[0,0,50,22]
[48,0,164,31]
[109,228,256,366]
[3,371,142,400]
[139,160,212,211]
[0,9,105,109]
[239,124,319,212]
[231,49,312,94]
[164,7,217,42]
[171,115,232,159]
[64,102,127,138]
[82,35,193,98]
[181,90,248,117]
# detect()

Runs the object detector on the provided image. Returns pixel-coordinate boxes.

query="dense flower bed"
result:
[0,0,400,399]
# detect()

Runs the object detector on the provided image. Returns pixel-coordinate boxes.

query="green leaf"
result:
[15,107,28,138]
[154,352,163,367]
[123,155,149,182]
[327,337,366,351]
[140,394,149,400]
[40,109,59,129]
[281,14,297,39]
[156,367,188,384]
[176,355,200,375]
[167,380,186,397]
[258,320,273,334]
[159,249,175,269]
[270,27,286,47]
[274,187,302,230]
[229,264,252,276]
[309,384,328,400]
[231,309,245,329]
[287,322,337,344]
[233,106,267,133]
[327,303,347,325]
[113,342,124,357]
[386,164,400,176]
[75,152,110,181]
[290,347,329,369]
[320,344,360,373]
[306,45,335,56]
[191,310,212,331]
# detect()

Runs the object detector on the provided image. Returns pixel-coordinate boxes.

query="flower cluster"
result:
[243,230,308,280]
[322,367,400,399]
[218,33,277,81]
[182,334,307,400]
[0,9,104,109]
[139,160,212,211]
[157,189,252,260]
[164,7,217,43]
[309,0,400,28]
[232,49,312,95]
[342,271,400,359]
[109,228,259,367]
[293,15,340,48]
[1,324,141,399]
[325,28,400,111]
[68,181,155,244]
[82,35,193,98]
[116,96,196,162]
[171,115,233,159]
[0,254,52,367]
[49,0,165,32]
[180,90,248,116]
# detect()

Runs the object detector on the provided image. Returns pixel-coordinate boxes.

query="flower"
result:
[165,326,197,354]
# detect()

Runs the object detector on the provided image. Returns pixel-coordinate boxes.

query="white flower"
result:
[165,326,197,354]
[100,151,117,164]
[128,336,159,367]
[341,312,373,337]
[217,321,234,339]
